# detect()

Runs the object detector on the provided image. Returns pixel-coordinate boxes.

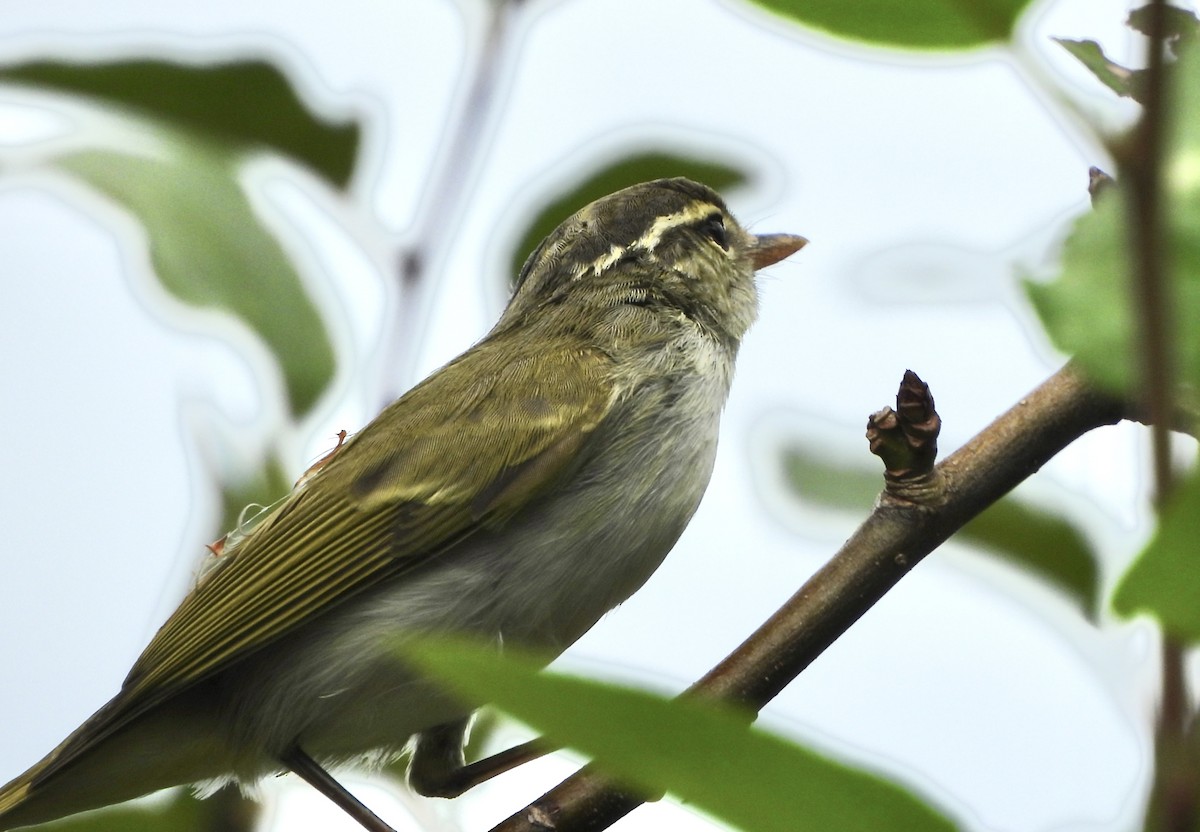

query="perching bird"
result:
[0,177,805,830]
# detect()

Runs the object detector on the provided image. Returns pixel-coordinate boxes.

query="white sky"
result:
[0,1,1172,830]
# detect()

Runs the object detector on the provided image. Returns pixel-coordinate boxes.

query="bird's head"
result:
[501,178,806,347]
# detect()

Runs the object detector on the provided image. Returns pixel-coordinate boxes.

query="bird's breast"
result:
[216,335,734,760]
[481,345,732,649]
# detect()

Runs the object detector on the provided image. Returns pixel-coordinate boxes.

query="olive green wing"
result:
[33,338,617,783]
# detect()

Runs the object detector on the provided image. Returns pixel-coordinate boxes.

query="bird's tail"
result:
[0,696,230,830]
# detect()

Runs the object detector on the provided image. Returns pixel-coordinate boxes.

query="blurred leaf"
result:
[1127,5,1199,54]
[959,499,1100,618]
[1054,39,1136,98]
[1113,463,1200,640]
[404,638,960,832]
[1024,193,1136,393]
[34,786,257,832]
[35,789,205,832]
[783,446,1100,616]
[1166,45,1200,396]
[783,446,879,511]
[0,60,358,188]
[61,142,336,416]
[1056,12,1200,106]
[509,152,749,281]
[218,455,295,533]
[1026,43,1200,396]
[744,0,1033,50]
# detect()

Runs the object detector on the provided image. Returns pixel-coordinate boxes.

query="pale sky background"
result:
[0,1,1174,830]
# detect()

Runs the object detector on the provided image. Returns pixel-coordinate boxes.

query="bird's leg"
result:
[407,717,554,798]
[280,746,397,832]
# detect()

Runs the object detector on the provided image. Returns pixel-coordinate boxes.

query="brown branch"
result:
[1121,2,1193,829]
[488,364,1127,832]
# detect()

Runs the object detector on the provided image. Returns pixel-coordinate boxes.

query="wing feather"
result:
[32,336,616,784]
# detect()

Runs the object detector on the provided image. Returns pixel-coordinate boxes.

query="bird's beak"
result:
[748,233,807,270]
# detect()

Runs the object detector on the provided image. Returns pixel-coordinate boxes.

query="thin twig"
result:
[1128,0,1175,503]
[384,0,524,400]
[489,364,1127,832]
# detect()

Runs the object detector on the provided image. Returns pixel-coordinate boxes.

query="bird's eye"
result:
[702,213,729,250]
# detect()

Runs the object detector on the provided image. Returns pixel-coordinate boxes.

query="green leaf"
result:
[1166,48,1200,397]
[404,638,960,832]
[509,152,749,281]
[782,446,1100,617]
[0,60,359,188]
[1113,464,1200,640]
[1024,192,1136,393]
[32,787,258,832]
[782,446,880,512]
[33,789,205,832]
[1027,44,1200,396]
[960,499,1100,618]
[61,143,335,416]
[744,0,1033,50]
[1126,5,1200,52]
[218,455,295,534]
[1054,39,1136,98]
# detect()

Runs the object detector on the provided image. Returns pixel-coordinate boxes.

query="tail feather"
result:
[0,694,232,830]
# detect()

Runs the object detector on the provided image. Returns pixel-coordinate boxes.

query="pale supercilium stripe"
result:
[571,200,720,279]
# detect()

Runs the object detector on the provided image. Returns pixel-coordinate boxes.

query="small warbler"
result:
[0,177,805,830]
